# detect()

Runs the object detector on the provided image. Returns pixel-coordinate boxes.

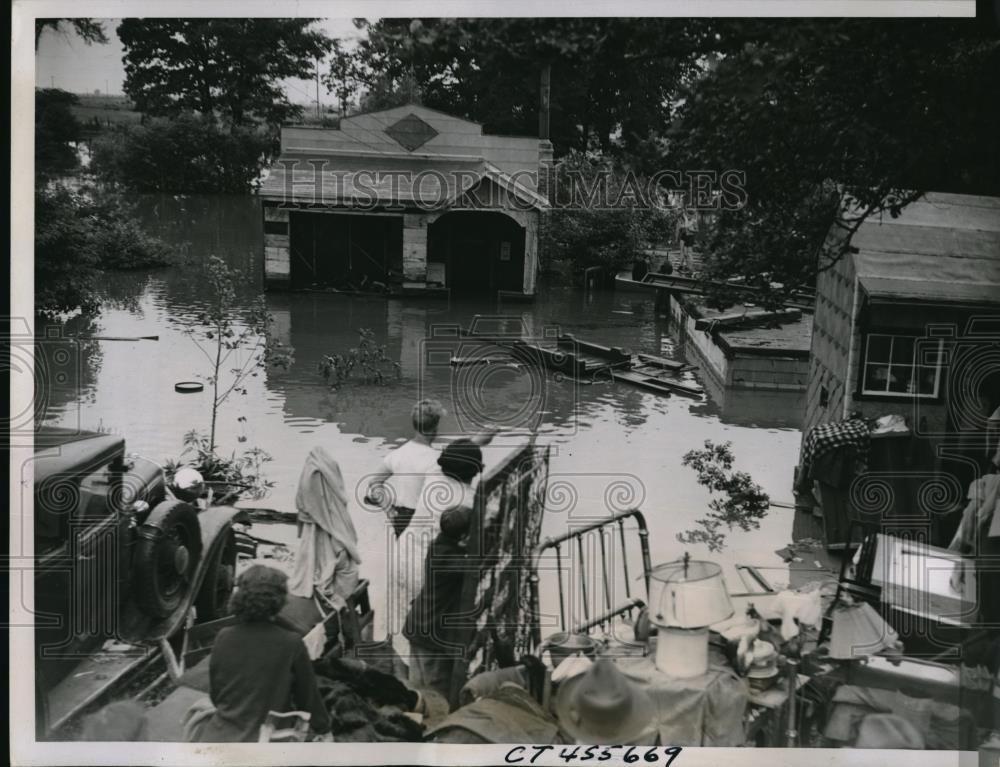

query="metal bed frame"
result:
[529,508,652,642]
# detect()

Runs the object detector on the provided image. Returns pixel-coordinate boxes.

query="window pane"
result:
[891,336,915,364]
[916,367,938,395]
[887,364,912,393]
[915,340,943,368]
[865,364,891,392]
[866,335,892,363]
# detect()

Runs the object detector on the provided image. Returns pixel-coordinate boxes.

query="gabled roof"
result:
[850,192,1000,306]
[274,105,544,195]
[339,103,485,132]
[259,154,548,211]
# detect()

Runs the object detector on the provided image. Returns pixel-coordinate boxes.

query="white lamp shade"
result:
[648,559,733,629]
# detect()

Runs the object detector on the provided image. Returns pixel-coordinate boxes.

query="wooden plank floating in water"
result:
[458,326,704,398]
[72,335,160,342]
[450,357,523,368]
[613,368,704,398]
[636,352,694,373]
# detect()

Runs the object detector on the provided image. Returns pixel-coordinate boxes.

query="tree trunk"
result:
[209,326,222,454]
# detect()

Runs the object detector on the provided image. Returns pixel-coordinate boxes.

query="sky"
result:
[34,18,365,104]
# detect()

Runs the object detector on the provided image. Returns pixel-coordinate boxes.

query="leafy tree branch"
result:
[678,440,771,552]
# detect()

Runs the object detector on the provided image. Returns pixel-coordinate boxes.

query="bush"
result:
[91,113,277,194]
[35,187,103,317]
[540,152,677,279]
[165,430,275,503]
[34,185,174,317]
[319,329,401,386]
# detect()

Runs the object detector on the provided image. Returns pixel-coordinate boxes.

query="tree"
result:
[357,70,423,113]
[353,18,998,302]
[117,19,332,130]
[678,441,771,552]
[35,18,108,49]
[541,151,677,276]
[355,18,722,155]
[35,88,82,179]
[668,19,1000,306]
[323,39,364,115]
[180,256,293,453]
[90,114,275,193]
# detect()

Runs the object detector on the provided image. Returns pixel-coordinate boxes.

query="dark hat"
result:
[554,658,656,744]
[438,439,483,482]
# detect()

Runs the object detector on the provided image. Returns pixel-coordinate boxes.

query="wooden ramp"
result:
[46,644,157,733]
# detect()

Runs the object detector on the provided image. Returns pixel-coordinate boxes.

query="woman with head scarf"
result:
[290,446,361,605]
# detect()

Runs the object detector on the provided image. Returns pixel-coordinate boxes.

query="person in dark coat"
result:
[403,502,475,704]
[186,565,332,742]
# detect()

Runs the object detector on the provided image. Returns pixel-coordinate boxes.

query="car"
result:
[32,427,241,736]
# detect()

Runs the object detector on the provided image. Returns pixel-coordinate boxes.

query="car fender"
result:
[143,504,243,642]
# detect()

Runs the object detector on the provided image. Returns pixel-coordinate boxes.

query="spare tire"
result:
[134,500,202,619]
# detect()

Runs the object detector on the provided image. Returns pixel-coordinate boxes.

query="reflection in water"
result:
[37,193,805,636]
[35,313,105,423]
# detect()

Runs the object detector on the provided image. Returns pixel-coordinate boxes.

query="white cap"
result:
[172,467,205,499]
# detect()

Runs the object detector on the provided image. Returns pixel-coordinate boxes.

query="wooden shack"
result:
[258,105,550,297]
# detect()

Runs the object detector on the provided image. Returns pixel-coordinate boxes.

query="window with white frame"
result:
[861,333,943,398]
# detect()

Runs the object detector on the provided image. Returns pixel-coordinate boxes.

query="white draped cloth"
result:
[289,447,361,606]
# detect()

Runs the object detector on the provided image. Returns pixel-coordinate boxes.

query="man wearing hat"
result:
[554,659,658,745]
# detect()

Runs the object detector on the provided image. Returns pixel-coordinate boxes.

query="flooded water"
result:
[39,194,806,638]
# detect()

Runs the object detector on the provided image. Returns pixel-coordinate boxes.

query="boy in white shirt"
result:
[367,398,496,537]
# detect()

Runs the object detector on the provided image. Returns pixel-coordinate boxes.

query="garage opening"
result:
[428,211,526,294]
[289,212,403,290]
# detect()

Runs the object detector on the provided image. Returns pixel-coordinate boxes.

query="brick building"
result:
[258,105,550,296]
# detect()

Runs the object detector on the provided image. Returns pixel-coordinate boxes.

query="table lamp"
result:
[648,553,733,678]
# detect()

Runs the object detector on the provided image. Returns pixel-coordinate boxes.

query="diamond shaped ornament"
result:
[385,113,439,151]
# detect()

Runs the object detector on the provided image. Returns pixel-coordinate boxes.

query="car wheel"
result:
[194,530,237,621]
[134,500,202,619]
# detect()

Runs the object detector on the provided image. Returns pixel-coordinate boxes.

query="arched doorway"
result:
[428,211,526,294]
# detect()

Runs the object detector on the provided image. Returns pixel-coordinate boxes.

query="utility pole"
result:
[315,57,321,118]
[538,63,554,202]
[538,64,551,141]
